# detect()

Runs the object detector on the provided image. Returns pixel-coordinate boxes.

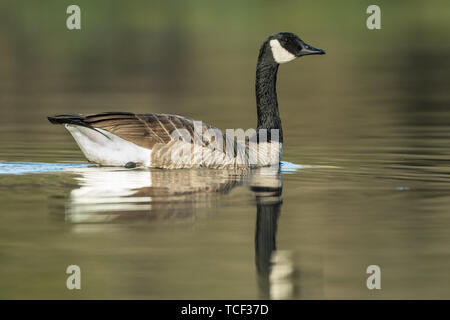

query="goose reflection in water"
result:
[65,163,297,299]
[65,167,244,223]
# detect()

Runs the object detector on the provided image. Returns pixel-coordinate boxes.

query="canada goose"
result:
[48,32,325,169]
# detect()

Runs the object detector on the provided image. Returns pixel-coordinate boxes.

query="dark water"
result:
[0,1,450,299]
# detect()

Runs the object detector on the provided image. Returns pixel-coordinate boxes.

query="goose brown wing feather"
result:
[81,112,218,150]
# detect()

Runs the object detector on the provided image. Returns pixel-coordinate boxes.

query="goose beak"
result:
[299,43,326,56]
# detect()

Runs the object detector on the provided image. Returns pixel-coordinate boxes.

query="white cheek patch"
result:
[270,39,296,64]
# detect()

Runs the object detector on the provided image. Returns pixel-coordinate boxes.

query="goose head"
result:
[263,32,325,64]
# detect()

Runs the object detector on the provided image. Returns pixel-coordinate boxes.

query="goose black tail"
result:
[47,114,111,139]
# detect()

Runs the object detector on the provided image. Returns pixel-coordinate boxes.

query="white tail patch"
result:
[270,39,296,64]
[64,124,151,167]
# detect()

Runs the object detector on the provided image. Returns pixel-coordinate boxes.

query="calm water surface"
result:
[1,103,449,299]
[1,1,450,299]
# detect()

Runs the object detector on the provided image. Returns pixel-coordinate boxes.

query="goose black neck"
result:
[255,42,283,142]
